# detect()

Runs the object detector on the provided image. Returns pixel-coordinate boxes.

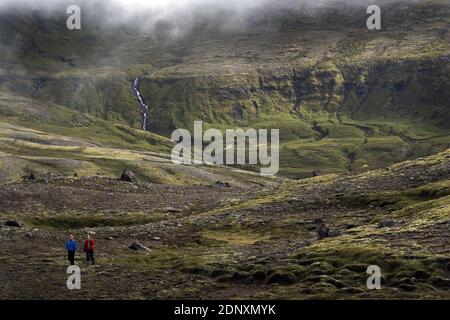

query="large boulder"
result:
[22,173,36,181]
[312,170,322,177]
[328,229,342,237]
[129,241,150,251]
[214,181,231,188]
[378,219,395,228]
[316,223,330,240]
[120,169,135,182]
[266,272,298,285]
[5,220,24,228]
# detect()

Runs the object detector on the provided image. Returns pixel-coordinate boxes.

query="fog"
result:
[0,0,411,21]
[0,0,416,37]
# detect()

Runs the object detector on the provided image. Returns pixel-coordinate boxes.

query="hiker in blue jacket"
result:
[65,235,79,265]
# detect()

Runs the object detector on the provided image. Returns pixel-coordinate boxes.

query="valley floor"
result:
[0,150,449,299]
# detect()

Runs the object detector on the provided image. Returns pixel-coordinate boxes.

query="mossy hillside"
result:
[136,56,450,177]
[0,119,280,186]
[141,57,450,130]
[7,61,448,177]
[108,193,450,299]
[0,70,142,128]
[0,1,449,178]
[338,179,450,211]
[0,209,169,230]
[195,148,450,227]
[0,149,449,299]
[1,1,449,130]
[157,152,450,298]
[0,94,183,184]
[0,91,172,152]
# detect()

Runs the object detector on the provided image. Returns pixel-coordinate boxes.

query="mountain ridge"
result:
[0,0,449,177]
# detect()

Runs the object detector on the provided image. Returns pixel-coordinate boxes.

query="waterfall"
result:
[132,78,149,131]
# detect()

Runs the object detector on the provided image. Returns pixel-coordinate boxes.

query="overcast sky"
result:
[0,0,409,14]
[0,0,414,34]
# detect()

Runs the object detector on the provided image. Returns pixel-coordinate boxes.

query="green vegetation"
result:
[25,211,167,229]
[1,1,449,179]
[0,1,449,300]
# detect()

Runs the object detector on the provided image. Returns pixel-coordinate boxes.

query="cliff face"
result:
[0,73,140,126]
[140,58,450,131]
[136,57,450,177]
[0,0,449,177]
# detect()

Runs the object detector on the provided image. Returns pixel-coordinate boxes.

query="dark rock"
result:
[344,263,367,272]
[210,269,228,278]
[266,272,298,285]
[164,207,183,213]
[431,276,450,288]
[302,240,312,247]
[413,270,430,280]
[378,219,395,228]
[328,229,342,237]
[214,181,231,188]
[252,270,267,280]
[120,169,135,182]
[230,272,249,282]
[317,223,330,240]
[244,276,256,284]
[128,242,140,250]
[183,266,207,275]
[5,220,23,228]
[394,277,417,286]
[129,241,150,251]
[398,283,416,292]
[312,170,322,177]
[22,173,36,181]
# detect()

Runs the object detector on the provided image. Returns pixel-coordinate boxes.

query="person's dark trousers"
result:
[86,250,95,265]
[68,250,75,265]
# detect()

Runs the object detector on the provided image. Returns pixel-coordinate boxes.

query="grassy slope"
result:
[0,91,280,186]
[0,1,448,300]
[0,148,448,299]
[0,1,449,178]
[106,149,450,299]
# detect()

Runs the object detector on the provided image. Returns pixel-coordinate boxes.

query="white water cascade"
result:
[132,78,149,131]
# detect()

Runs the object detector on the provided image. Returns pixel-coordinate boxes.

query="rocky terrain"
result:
[0,0,449,300]
[1,149,449,299]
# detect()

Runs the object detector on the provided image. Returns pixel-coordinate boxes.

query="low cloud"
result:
[0,0,420,41]
[0,0,412,28]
